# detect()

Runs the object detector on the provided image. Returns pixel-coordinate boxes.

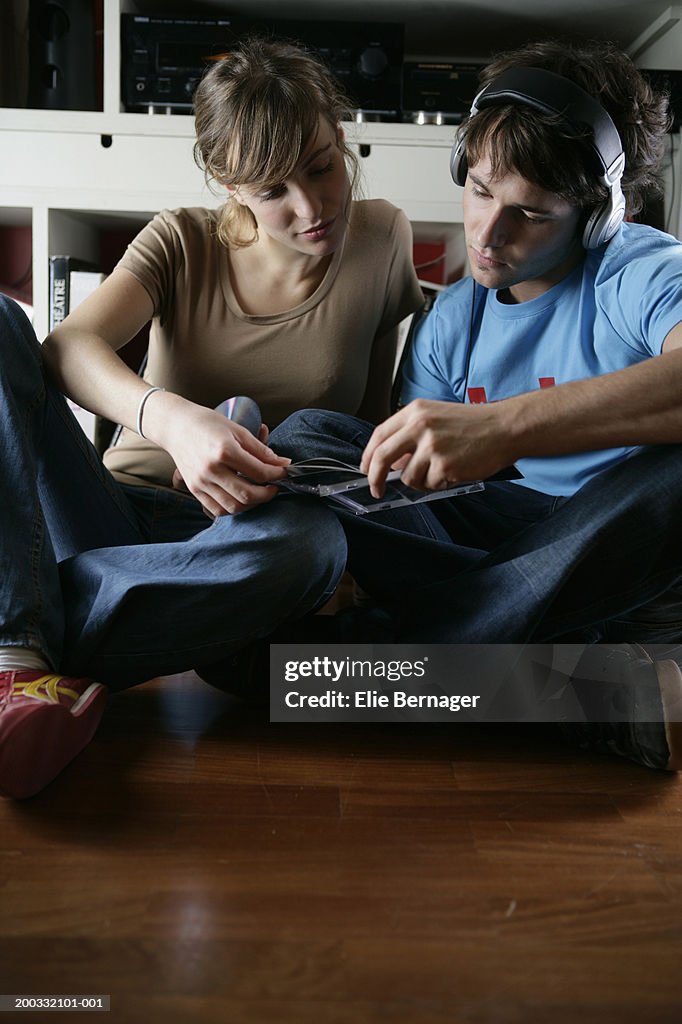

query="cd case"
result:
[215,395,521,515]
[276,457,521,515]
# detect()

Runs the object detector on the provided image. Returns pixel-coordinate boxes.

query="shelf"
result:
[0,105,458,144]
[0,0,465,338]
[0,120,462,224]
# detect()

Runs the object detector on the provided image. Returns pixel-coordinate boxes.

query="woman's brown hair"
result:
[193,36,360,247]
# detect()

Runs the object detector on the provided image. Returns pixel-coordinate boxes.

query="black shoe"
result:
[559,643,682,771]
[195,613,348,702]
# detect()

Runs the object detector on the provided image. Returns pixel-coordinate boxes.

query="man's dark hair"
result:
[462,39,671,216]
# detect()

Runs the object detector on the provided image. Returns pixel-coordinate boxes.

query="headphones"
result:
[450,67,626,249]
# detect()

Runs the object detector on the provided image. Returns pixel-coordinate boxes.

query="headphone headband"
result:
[450,66,626,248]
[470,67,624,177]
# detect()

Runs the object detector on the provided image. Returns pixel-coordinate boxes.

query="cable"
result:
[414,253,447,272]
[665,132,677,235]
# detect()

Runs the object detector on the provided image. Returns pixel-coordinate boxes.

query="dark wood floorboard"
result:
[1,672,681,1023]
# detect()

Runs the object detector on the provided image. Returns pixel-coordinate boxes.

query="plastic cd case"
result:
[277,457,498,515]
[213,396,521,515]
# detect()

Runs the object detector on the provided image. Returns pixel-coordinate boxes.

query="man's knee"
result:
[271,408,373,461]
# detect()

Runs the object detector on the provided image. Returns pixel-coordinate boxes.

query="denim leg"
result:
[517,445,682,642]
[0,299,346,686]
[60,493,347,689]
[0,295,143,667]
[271,410,557,627]
[403,443,682,642]
[600,583,682,644]
[273,411,682,643]
[271,409,487,567]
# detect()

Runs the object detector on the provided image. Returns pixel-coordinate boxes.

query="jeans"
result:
[270,409,682,644]
[0,295,347,689]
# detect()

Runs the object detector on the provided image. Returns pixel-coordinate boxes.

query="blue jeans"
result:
[0,295,346,689]
[270,409,682,644]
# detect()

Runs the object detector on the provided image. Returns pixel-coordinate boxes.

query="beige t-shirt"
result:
[103,200,423,488]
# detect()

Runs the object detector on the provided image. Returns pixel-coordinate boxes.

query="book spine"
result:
[48,256,71,331]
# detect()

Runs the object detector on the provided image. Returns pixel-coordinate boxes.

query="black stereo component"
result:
[122,14,404,119]
[121,14,239,113]
[28,0,97,110]
[252,19,404,120]
[401,61,483,124]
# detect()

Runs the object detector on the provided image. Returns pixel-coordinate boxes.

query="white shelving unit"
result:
[0,0,464,339]
[4,1,678,340]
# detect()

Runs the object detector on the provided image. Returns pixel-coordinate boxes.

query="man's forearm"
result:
[503,348,682,459]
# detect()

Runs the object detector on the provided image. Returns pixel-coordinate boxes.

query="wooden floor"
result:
[1,671,681,1024]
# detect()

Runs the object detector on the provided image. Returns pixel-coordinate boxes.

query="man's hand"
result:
[360,398,516,497]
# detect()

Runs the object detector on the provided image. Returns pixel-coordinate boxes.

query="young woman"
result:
[0,37,423,798]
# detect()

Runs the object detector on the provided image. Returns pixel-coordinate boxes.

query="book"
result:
[48,257,106,442]
[48,255,100,331]
[69,269,106,310]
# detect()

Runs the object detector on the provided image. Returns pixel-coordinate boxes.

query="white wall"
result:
[629,5,682,238]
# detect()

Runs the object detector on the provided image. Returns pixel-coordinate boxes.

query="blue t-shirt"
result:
[401,221,682,496]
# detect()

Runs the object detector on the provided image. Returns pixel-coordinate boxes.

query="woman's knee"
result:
[0,294,38,343]
[273,498,347,585]
[0,294,43,377]
[209,495,347,588]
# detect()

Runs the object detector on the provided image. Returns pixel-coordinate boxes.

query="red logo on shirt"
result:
[467,377,556,403]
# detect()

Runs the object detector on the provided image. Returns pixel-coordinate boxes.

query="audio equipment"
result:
[401,61,482,125]
[121,14,403,120]
[449,67,626,249]
[121,14,239,113]
[256,19,404,120]
[28,0,97,110]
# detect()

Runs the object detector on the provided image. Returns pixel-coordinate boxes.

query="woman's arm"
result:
[42,268,290,516]
[43,267,159,429]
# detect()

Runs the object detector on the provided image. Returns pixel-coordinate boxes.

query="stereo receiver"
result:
[254,19,404,120]
[122,14,239,113]
[122,14,403,119]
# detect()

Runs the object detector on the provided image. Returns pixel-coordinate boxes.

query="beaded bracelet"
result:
[136,386,165,439]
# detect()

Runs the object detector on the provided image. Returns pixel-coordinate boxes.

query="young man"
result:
[272,40,682,771]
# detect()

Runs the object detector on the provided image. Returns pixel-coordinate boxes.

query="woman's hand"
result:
[145,393,291,516]
[360,398,517,497]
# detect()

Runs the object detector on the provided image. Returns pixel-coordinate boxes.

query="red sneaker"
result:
[0,671,107,799]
